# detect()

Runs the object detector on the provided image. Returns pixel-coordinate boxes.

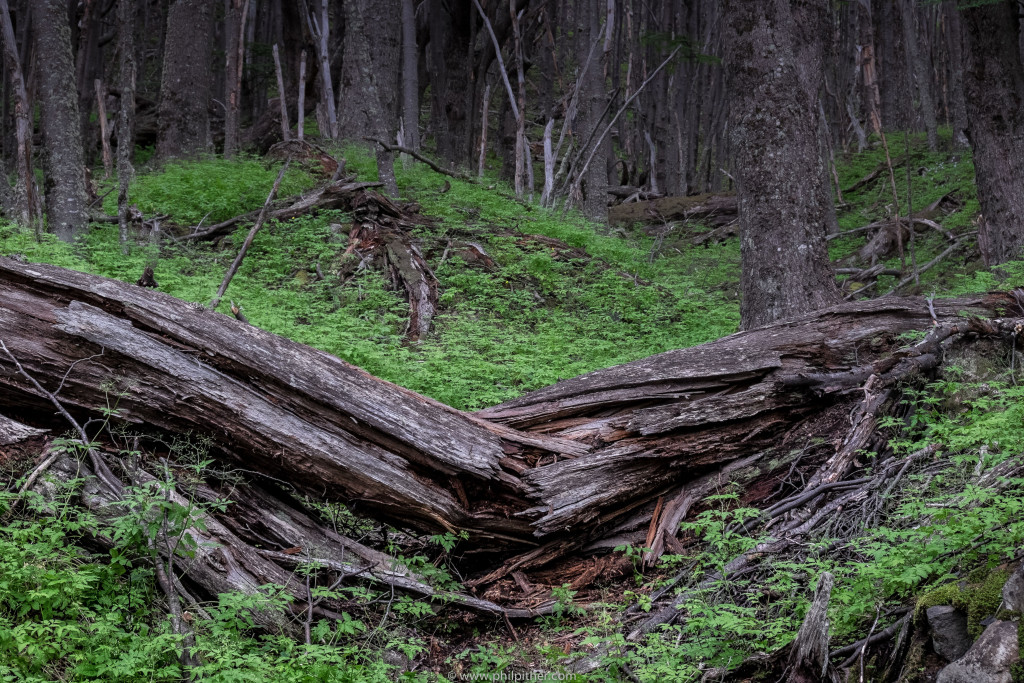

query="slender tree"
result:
[899,0,937,151]
[401,0,419,151]
[0,0,35,226]
[723,0,841,329]
[34,0,90,242]
[223,0,249,157]
[116,0,136,248]
[960,0,1024,265]
[157,0,215,159]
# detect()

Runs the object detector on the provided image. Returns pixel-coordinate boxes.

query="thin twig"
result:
[210,159,291,311]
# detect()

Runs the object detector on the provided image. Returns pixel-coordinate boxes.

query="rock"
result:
[936,620,1019,683]
[927,605,972,662]
[1002,563,1024,612]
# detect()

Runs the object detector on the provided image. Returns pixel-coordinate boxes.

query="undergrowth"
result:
[3,131,1024,681]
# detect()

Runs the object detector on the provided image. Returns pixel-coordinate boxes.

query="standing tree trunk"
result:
[400,0,419,152]
[899,0,938,151]
[0,0,35,227]
[223,0,249,158]
[960,0,1024,265]
[156,0,215,159]
[116,0,135,248]
[723,0,841,330]
[337,0,401,197]
[577,0,610,221]
[942,1,969,149]
[302,0,337,140]
[33,0,90,242]
[427,0,473,167]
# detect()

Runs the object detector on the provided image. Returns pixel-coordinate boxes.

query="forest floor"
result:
[2,130,1024,682]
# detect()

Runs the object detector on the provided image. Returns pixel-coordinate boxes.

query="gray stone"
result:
[927,605,972,662]
[1002,563,1024,612]
[936,620,1019,683]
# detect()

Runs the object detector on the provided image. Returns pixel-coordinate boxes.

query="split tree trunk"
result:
[33,0,90,242]
[0,255,1012,558]
[722,0,842,329]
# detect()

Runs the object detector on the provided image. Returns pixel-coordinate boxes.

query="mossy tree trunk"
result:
[722,0,842,330]
[33,0,90,242]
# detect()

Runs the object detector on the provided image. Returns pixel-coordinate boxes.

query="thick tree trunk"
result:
[960,0,1024,266]
[942,1,969,149]
[722,0,842,330]
[427,0,472,167]
[337,0,401,196]
[33,0,90,242]
[156,0,215,159]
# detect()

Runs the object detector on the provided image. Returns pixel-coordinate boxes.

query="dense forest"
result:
[2,0,1024,681]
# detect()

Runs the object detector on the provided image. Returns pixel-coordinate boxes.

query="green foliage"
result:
[101,156,315,225]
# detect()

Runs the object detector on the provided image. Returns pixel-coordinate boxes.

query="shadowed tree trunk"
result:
[900,0,937,151]
[723,0,841,330]
[0,0,36,227]
[157,0,215,159]
[427,0,472,167]
[337,0,401,196]
[223,0,248,158]
[116,0,136,248]
[577,0,610,221]
[942,0,969,149]
[960,0,1024,265]
[401,0,419,151]
[33,0,90,242]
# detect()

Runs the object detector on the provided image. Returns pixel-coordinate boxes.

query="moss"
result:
[915,569,1009,640]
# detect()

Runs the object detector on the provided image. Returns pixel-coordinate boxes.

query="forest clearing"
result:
[2,1,1024,682]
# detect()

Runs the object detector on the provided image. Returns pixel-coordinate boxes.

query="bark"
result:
[0,253,1011,555]
[607,192,736,226]
[960,0,1024,265]
[722,0,842,330]
[33,0,90,242]
[116,0,136,249]
[272,44,290,142]
[157,0,215,159]
[336,0,401,196]
[0,0,35,226]
[900,0,938,151]
[94,80,112,177]
[427,0,473,166]
[577,0,609,221]
[401,0,419,151]
[942,1,969,149]
[223,0,249,157]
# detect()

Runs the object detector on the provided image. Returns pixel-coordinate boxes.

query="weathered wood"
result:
[0,413,46,445]
[607,192,736,226]
[0,256,1016,563]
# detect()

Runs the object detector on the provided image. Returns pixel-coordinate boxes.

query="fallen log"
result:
[0,256,1017,580]
[607,193,736,226]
